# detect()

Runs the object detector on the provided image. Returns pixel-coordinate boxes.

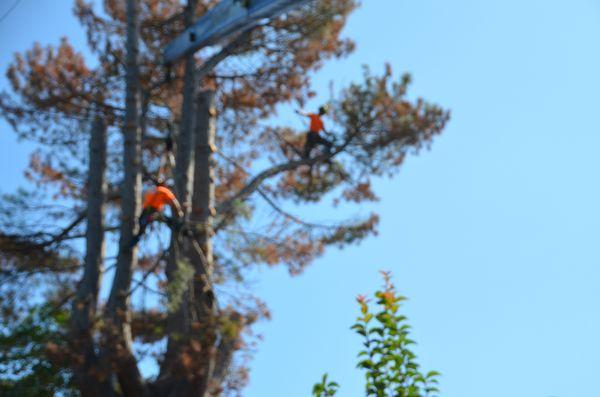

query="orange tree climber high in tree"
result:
[131,178,183,247]
[296,104,334,159]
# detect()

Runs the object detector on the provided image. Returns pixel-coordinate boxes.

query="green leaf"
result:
[426,370,441,378]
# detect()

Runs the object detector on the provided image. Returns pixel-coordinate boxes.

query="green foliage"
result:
[313,272,440,397]
[312,373,339,397]
[0,304,78,396]
[165,258,195,313]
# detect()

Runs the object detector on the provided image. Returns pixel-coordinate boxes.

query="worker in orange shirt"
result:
[131,179,183,247]
[296,105,333,159]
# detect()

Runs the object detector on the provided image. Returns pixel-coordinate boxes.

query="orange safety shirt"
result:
[308,113,324,133]
[143,186,177,211]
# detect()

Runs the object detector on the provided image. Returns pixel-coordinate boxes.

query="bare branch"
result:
[216,148,336,230]
[216,135,354,221]
[196,31,253,81]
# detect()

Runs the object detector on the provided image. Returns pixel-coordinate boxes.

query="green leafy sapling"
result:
[313,271,440,397]
[312,373,340,397]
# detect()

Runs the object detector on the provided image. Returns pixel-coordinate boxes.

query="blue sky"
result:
[2,1,600,397]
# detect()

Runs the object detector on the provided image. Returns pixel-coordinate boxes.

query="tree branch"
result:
[196,30,253,81]
[215,135,354,223]
[216,147,336,230]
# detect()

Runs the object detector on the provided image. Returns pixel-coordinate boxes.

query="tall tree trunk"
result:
[188,89,218,397]
[158,1,202,393]
[158,88,219,396]
[191,90,216,303]
[174,0,198,214]
[104,0,145,395]
[71,116,112,397]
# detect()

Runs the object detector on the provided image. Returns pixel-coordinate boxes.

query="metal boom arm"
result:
[163,0,311,64]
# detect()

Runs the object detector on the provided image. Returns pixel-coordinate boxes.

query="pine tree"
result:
[0,1,449,396]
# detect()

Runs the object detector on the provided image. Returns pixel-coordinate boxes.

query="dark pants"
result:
[131,207,159,246]
[303,132,333,158]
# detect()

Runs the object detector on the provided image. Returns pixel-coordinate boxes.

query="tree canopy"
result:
[0,1,449,396]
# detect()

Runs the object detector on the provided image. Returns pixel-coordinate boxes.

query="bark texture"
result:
[104,0,145,395]
[188,89,218,396]
[70,116,110,397]
[158,2,206,395]
[159,88,220,396]
[174,0,198,212]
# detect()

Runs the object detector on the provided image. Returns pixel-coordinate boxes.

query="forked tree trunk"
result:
[104,0,145,395]
[157,89,219,397]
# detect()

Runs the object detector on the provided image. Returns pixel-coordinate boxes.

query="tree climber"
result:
[296,105,333,159]
[131,178,183,247]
